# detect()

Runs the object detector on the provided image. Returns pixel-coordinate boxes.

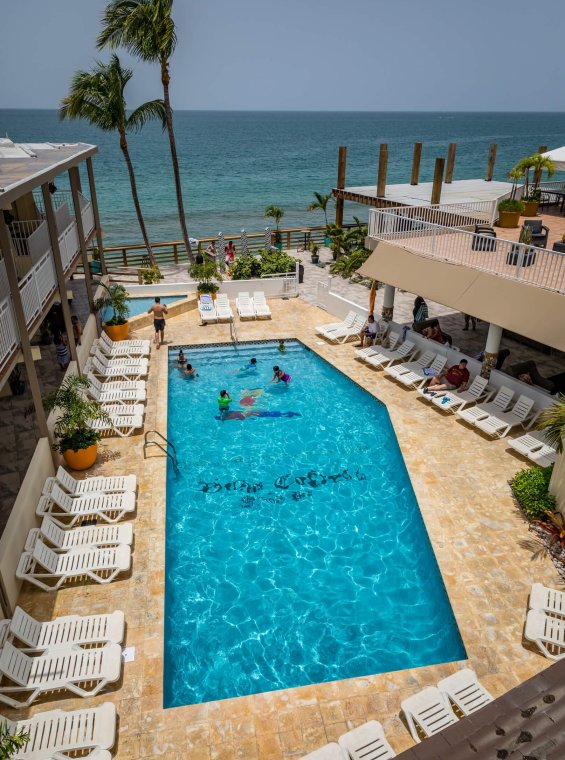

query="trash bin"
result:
[298,263,304,284]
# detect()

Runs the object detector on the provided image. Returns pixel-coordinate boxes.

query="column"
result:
[381,284,395,322]
[41,183,80,370]
[0,218,49,439]
[69,167,95,315]
[86,156,107,275]
[481,323,503,378]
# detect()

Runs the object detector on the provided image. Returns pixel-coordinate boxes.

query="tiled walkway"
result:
[12,299,560,759]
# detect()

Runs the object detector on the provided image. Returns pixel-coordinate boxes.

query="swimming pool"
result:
[164,340,465,707]
[103,296,182,322]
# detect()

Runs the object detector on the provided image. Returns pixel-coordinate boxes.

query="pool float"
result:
[215,410,301,421]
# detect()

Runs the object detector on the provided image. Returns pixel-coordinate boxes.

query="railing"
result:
[33,190,95,239]
[369,208,565,294]
[368,201,497,238]
[18,251,57,327]
[262,266,299,297]
[0,297,18,374]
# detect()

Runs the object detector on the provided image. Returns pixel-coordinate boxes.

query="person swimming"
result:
[218,389,232,419]
[271,365,291,384]
[184,363,198,378]
[277,340,286,354]
[239,357,257,372]
[177,349,187,366]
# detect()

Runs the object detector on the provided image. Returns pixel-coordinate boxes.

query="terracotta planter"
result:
[104,321,129,341]
[498,210,521,229]
[522,200,540,217]
[63,443,97,471]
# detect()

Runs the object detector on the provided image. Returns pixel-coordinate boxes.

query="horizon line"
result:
[1,107,565,115]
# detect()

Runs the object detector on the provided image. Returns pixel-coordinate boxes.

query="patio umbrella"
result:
[542,146,565,172]
[369,280,377,316]
[264,227,272,249]
[241,229,248,255]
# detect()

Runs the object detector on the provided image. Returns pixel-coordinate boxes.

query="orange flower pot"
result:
[63,443,98,471]
[104,322,129,341]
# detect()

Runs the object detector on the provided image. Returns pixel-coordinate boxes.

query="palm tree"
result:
[307,192,333,228]
[264,205,285,245]
[538,395,565,454]
[514,154,554,199]
[97,0,193,259]
[60,55,165,265]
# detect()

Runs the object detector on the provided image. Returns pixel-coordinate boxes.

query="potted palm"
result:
[497,198,525,228]
[44,375,110,470]
[94,282,130,341]
[307,192,333,245]
[189,260,222,299]
[310,243,321,264]
[264,205,285,249]
[514,154,555,216]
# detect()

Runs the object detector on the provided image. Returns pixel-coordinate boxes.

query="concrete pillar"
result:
[41,183,80,371]
[86,157,107,275]
[481,323,503,378]
[0,218,50,439]
[68,167,95,316]
[381,284,395,322]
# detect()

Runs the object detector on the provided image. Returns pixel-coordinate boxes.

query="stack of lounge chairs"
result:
[316,311,366,343]
[508,430,557,466]
[235,291,272,319]
[524,583,565,660]
[198,291,272,323]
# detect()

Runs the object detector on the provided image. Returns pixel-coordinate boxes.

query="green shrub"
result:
[498,198,525,213]
[510,466,556,520]
[259,249,296,275]
[231,255,262,280]
[139,266,162,284]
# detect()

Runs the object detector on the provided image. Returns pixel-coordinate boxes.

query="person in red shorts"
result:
[424,358,470,394]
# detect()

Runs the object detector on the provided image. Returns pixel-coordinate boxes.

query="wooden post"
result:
[377,144,388,198]
[430,158,445,205]
[86,157,107,275]
[538,145,547,154]
[335,146,347,226]
[485,144,497,181]
[445,143,457,184]
[410,143,422,185]
[286,230,291,248]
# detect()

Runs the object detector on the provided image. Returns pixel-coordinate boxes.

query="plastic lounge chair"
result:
[198,294,218,323]
[253,291,272,318]
[16,539,131,591]
[456,386,515,426]
[86,373,145,393]
[36,483,136,527]
[99,330,150,351]
[301,743,347,760]
[25,515,133,552]
[236,293,255,319]
[529,583,565,617]
[508,430,548,458]
[423,376,490,412]
[529,446,557,467]
[385,350,435,380]
[7,607,125,652]
[85,355,148,381]
[0,622,9,650]
[474,395,535,438]
[400,686,458,742]
[396,354,447,389]
[338,719,396,759]
[324,314,367,344]
[524,609,565,660]
[92,349,148,370]
[0,701,116,759]
[43,465,136,496]
[356,332,400,361]
[366,340,416,370]
[92,338,149,358]
[100,403,145,417]
[86,382,146,404]
[437,668,494,716]
[215,293,234,321]
[0,640,122,707]
[89,412,144,438]
[316,310,357,336]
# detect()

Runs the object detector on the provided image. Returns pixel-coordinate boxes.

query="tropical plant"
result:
[231,255,262,281]
[538,395,565,454]
[0,724,29,760]
[519,225,533,246]
[259,249,296,275]
[94,282,130,326]
[532,509,565,551]
[139,266,162,284]
[189,260,222,293]
[44,375,110,454]
[508,167,524,201]
[60,55,165,265]
[307,192,333,228]
[514,154,555,200]
[264,205,285,243]
[498,198,525,213]
[98,0,193,259]
[329,248,371,278]
[510,465,556,521]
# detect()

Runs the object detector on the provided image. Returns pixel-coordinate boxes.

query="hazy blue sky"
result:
[1,0,564,111]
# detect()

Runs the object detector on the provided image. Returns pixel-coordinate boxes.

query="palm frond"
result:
[98,0,176,62]
[537,394,565,453]
[127,98,167,131]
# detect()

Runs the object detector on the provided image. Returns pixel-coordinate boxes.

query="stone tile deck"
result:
[10,298,561,759]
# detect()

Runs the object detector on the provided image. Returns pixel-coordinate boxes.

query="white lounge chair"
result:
[198,293,218,323]
[437,668,493,716]
[253,291,272,318]
[474,394,536,438]
[215,293,233,321]
[323,314,367,344]
[356,332,400,361]
[366,340,416,370]
[236,292,255,319]
[400,686,458,742]
[87,382,146,404]
[7,607,125,652]
[338,720,396,759]
[0,702,116,759]
[456,385,515,426]
[87,372,146,393]
[529,583,565,617]
[301,743,346,760]
[385,350,435,380]
[508,430,548,458]
[524,609,565,660]
[43,465,136,496]
[316,311,357,337]
[92,349,148,370]
[0,640,122,707]
[0,622,9,650]
[423,376,490,413]
[529,446,558,467]
[396,353,447,389]
[92,337,149,358]
[99,330,150,351]
[37,483,135,527]
[91,407,144,437]
[25,515,133,552]
[85,355,148,381]
[16,539,131,591]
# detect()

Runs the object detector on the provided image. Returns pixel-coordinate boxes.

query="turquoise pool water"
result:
[103,296,181,322]
[164,341,465,707]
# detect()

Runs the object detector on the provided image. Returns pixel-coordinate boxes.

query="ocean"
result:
[2,110,564,246]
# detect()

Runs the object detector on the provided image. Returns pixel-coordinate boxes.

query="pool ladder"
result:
[230,319,239,345]
[144,430,180,475]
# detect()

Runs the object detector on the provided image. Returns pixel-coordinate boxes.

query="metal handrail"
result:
[230,319,239,344]
[144,430,179,475]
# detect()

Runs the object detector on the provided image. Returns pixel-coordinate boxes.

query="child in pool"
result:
[277,340,286,354]
[271,365,291,384]
[184,363,198,378]
[239,357,257,372]
[218,389,232,418]
[177,349,187,366]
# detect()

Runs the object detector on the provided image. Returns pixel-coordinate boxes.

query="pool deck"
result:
[13,297,558,759]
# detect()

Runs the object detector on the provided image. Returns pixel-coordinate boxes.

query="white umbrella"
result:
[541,146,565,172]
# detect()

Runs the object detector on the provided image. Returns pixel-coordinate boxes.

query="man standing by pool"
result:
[148,297,168,349]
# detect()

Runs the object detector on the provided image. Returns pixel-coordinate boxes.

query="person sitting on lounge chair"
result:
[424,359,470,394]
[423,320,447,345]
[356,314,379,347]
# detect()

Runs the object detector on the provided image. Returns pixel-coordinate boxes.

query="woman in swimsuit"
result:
[271,365,291,384]
[177,349,187,366]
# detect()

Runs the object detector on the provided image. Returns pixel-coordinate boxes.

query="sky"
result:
[1,0,564,112]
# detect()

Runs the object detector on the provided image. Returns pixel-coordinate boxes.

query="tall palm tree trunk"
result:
[161,60,193,261]
[119,133,156,266]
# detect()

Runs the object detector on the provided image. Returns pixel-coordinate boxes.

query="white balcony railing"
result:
[368,208,565,294]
